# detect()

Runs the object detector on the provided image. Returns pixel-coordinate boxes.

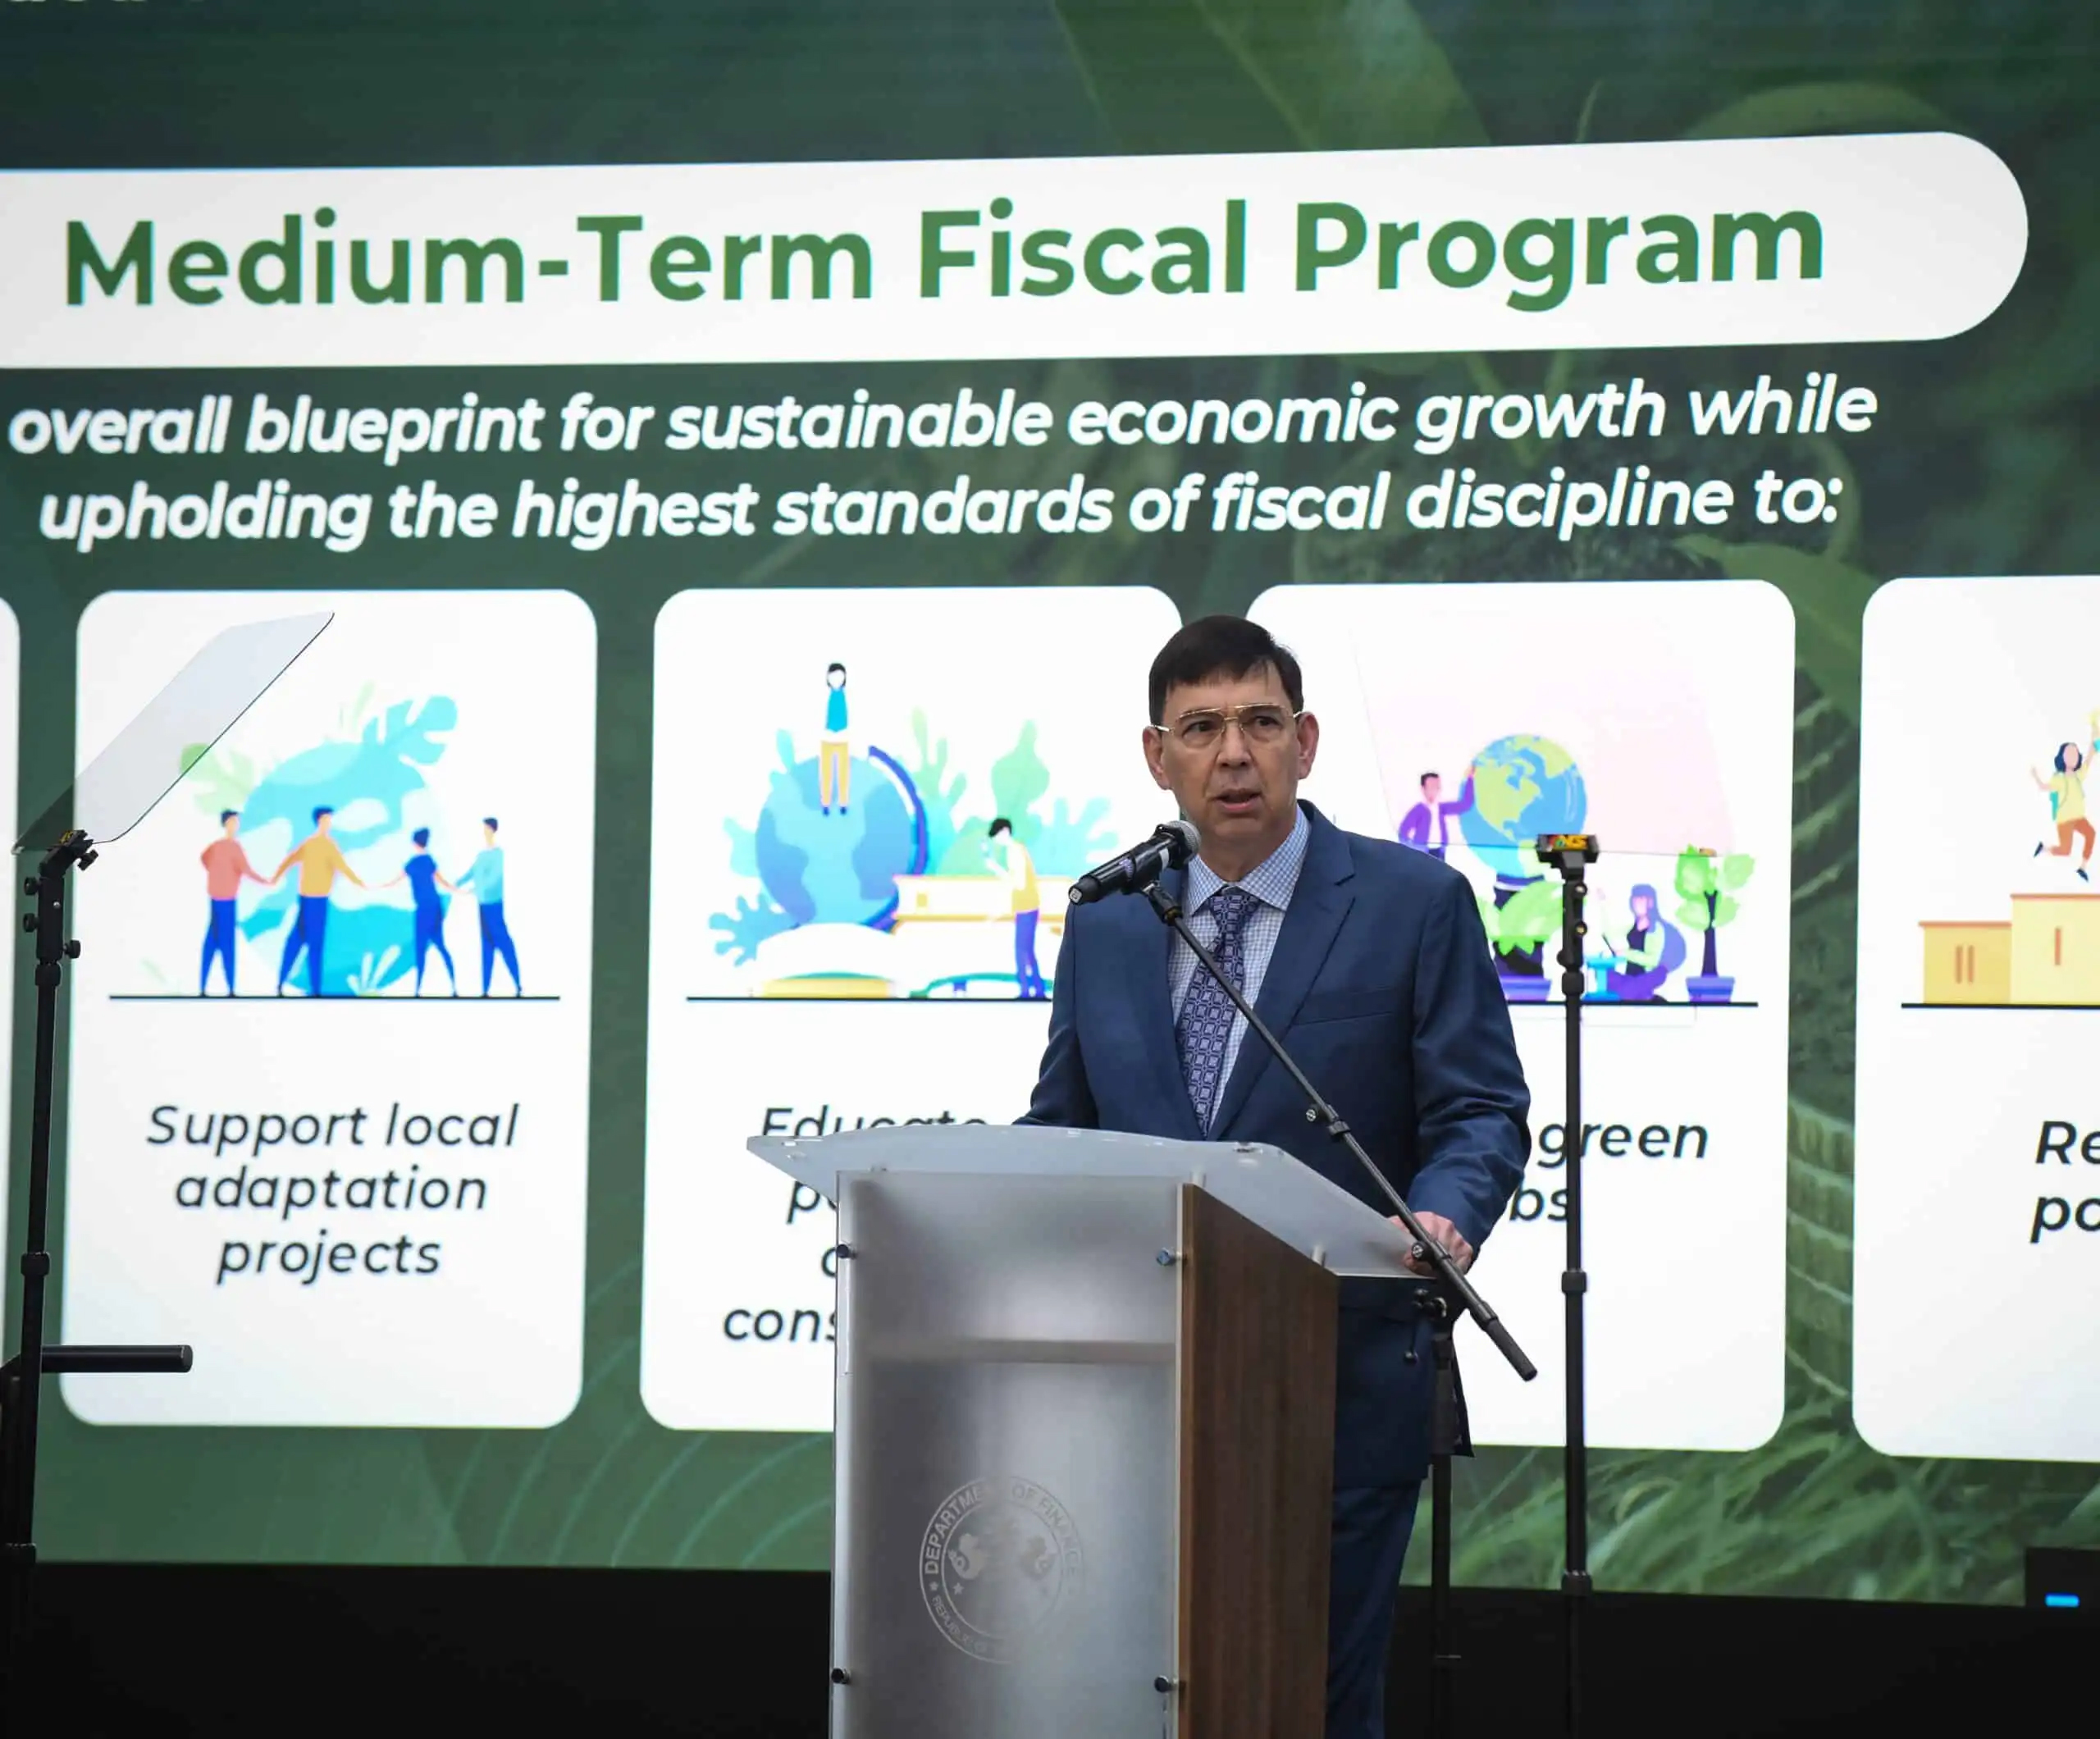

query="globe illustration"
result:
[753,751,925,927]
[1458,733,1588,882]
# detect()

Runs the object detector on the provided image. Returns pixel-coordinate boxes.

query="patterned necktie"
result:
[1177,886,1258,1132]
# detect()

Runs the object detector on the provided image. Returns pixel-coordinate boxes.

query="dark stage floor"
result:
[20,1563,2087,1735]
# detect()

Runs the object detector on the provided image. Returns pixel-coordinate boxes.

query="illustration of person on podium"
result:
[819,660,851,815]
[1020,615,1530,1739]
[2033,717,2098,880]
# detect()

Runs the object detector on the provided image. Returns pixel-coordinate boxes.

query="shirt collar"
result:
[1185,804,1310,915]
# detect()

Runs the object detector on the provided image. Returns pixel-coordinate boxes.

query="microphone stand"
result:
[1415,1284,1463,1739]
[1132,873,1536,1739]
[2,833,194,1712]
[1539,833,1600,1739]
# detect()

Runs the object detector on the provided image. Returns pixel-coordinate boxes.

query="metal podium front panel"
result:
[833,1171,1180,1739]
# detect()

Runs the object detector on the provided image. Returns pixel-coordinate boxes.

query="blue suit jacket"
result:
[1020,802,1531,1486]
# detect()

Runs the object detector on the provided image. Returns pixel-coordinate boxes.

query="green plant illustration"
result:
[345,946,403,997]
[180,741,262,819]
[1481,879,1561,961]
[1675,848,1756,980]
[909,709,971,873]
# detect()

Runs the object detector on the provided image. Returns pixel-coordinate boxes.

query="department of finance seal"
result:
[919,1477,1085,1663]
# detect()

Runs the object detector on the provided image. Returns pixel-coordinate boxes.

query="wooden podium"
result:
[751,1123,1422,1739]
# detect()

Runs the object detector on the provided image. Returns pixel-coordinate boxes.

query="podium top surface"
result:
[747,1123,1420,1280]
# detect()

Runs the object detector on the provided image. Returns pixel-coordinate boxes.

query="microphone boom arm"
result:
[1137,876,1536,1382]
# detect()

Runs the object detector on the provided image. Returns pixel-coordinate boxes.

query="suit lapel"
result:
[1209,807,1356,1138]
[1135,863,1203,1140]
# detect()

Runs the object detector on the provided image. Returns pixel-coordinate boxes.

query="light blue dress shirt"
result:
[1168,806,1311,1116]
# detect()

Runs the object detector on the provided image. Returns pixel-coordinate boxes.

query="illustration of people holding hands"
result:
[272,806,366,996]
[199,809,268,995]
[381,827,460,995]
[455,816,522,996]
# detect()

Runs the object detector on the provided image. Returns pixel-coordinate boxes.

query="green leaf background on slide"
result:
[1681,80,1948,140]
[1054,0,1484,152]
[1678,536,1879,723]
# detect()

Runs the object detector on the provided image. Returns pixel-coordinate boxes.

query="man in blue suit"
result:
[1020,614,1530,1739]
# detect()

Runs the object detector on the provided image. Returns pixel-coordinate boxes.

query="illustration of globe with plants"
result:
[748,744,926,929]
[1459,733,1588,882]
[709,710,1119,994]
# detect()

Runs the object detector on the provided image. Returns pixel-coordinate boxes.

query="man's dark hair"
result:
[220,809,239,825]
[412,828,431,847]
[312,805,333,824]
[483,816,500,831]
[1148,615,1303,725]
[1420,771,1440,787]
[989,817,1012,838]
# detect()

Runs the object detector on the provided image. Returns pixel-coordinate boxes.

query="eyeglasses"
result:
[1153,703,1302,751]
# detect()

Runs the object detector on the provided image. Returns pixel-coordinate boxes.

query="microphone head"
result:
[1160,818,1200,865]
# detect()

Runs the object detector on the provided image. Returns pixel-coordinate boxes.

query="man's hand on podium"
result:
[1396,1212,1474,1276]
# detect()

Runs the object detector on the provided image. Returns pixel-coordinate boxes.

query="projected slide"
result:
[1250,581,1795,1452]
[1856,576,2100,1462]
[60,590,596,1427]
[641,585,1178,1430]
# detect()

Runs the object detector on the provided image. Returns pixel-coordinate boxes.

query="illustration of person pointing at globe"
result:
[1399,764,1477,859]
[272,805,366,997]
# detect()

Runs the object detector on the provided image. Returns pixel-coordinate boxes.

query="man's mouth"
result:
[1213,789,1262,815]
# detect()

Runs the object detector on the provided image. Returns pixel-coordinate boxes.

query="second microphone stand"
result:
[1540,833,1600,1739]
[1134,874,1535,1739]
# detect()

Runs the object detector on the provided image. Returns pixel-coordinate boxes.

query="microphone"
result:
[1067,819,1199,906]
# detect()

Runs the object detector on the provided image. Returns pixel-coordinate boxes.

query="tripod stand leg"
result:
[0,1362,23,1689]
[1424,1302,1459,1739]
[1429,1448,1452,1734]
[2,844,77,1708]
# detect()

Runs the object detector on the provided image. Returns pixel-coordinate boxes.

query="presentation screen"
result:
[0,0,2090,1606]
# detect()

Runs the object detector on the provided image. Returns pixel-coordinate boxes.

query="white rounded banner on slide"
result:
[1249,581,1795,1451]
[0,133,2024,368]
[640,585,1178,1431]
[61,590,595,1427]
[1855,577,2100,1462]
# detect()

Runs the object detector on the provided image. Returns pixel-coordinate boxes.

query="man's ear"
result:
[1296,710,1321,778]
[1143,726,1172,791]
